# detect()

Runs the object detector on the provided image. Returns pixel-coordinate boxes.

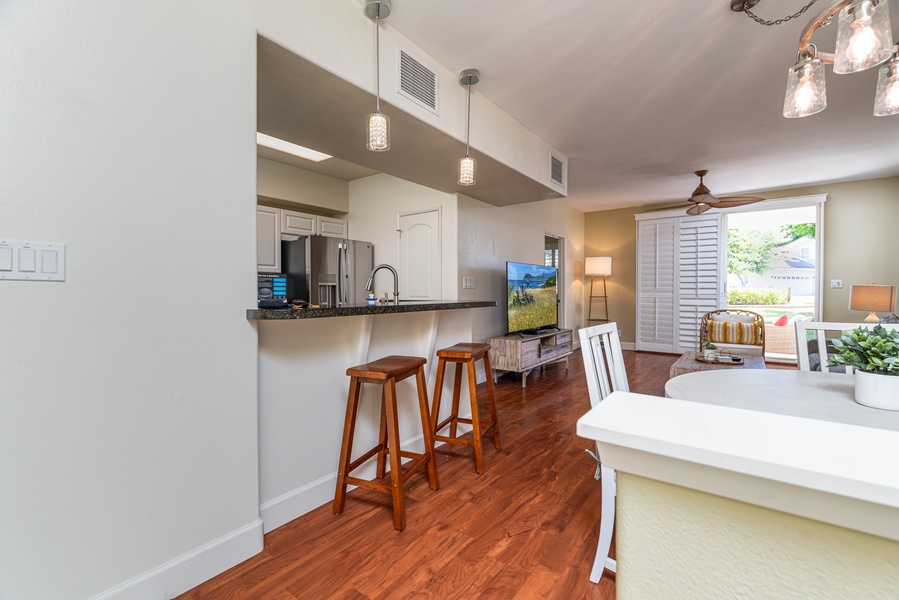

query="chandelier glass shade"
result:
[874,55,899,115]
[458,156,476,186]
[784,52,828,118]
[833,0,893,74]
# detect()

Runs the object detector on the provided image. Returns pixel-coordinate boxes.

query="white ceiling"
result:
[367,0,899,211]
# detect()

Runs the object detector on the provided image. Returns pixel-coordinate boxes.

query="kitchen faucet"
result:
[365,264,399,305]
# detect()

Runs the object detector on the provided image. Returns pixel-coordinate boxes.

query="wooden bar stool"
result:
[333,355,439,531]
[431,343,501,474]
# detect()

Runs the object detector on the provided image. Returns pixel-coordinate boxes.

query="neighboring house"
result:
[728,236,817,298]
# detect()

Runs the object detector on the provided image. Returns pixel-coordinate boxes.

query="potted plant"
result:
[702,341,718,360]
[827,325,899,410]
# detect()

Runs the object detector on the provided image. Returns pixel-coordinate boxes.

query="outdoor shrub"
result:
[727,288,790,305]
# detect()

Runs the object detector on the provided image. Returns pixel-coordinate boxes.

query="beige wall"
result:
[583,207,638,343]
[257,156,349,213]
[584,177,899,343]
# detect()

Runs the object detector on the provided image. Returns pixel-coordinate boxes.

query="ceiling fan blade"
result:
[715,196,764,207]
[643,202,693,212]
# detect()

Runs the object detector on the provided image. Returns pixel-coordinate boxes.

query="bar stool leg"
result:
[383,377,406,531]
[334,377,361,515]
[415,365,440,490]
[449,363,463,438]
[483,351,501,449]
[430,356,447,432]
[461,357,484,473]
[376,394,388,479]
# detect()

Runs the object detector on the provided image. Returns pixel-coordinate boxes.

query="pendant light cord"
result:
[375,14,381,114]
[465,83,471,157]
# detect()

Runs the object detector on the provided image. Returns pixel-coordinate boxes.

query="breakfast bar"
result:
[248,300,496,533]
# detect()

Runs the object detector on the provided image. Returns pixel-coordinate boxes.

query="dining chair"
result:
[796,321,899,372]
[578,322,628,584]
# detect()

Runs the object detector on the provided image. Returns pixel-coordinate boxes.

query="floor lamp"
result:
[586,256,611,324]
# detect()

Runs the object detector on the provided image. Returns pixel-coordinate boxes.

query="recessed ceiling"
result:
[257,36,564,207]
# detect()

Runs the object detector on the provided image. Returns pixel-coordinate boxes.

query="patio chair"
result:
[699,309,765,356]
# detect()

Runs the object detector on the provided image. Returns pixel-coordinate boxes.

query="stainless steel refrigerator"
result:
[281,235,374,306]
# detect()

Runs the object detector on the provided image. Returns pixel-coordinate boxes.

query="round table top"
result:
[665,369,899,432]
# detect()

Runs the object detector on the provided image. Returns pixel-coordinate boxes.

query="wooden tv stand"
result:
[487,328,573,388]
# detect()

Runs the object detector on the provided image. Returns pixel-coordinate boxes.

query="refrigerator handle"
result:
[337,243,345,306]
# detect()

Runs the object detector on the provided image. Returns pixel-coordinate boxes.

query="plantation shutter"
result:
[636,218,677,351]
[676,214,724,352]
[635,213,725,353]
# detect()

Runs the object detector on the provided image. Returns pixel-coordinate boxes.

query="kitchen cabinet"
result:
[281,209,316,237]
[257,206,281,273]
[257,205,350,272]
[317,216,348,238]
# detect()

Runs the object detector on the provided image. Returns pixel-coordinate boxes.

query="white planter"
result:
[702,348,717,360]
[854,370,899,411]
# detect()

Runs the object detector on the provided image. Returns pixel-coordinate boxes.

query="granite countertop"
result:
[247,300,496,320]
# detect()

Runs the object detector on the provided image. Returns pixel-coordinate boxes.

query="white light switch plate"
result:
[463,277,475,289]
[0,239,66,281]
[830,279,842,289]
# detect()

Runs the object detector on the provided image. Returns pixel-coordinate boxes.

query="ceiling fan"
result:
[677,170,764,215]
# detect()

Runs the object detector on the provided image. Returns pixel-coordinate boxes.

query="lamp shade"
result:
[833,0,894,74]
[585,256,612,276]
[849,284,896,322]
[874,55,899,116]
[783,56,827,118]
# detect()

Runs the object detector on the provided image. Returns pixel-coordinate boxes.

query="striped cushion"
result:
[708,321,761,346]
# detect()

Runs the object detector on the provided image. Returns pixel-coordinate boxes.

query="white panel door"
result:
[398,209,440,300]
[676,215,723,352]
[636,218,677,352]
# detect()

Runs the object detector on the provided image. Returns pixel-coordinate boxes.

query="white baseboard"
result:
[89,518,263,600]
[260,472,338,534]
[621,341,636,351]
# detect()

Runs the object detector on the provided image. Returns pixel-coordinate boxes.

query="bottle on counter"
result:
[367,293,376,306]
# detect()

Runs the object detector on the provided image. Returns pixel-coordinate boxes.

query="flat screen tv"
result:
[506,261,558,334]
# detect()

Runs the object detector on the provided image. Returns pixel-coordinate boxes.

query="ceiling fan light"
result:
[874,55,899,116]
[833,0,893,74]
[783,56,827,118]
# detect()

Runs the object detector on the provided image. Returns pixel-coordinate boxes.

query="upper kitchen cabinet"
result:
[257,205,281,273]
[281,209,316,237]
[317,216,348,238]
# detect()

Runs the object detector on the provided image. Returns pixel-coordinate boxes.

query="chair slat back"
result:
[579,322,629,409]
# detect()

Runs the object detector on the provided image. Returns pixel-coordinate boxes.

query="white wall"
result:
[348,174,459,300]
[1,2,260,598]
[456,195,586,342]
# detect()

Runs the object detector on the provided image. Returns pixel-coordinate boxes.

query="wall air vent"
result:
[398,49,439,114]
[550,155,564,187]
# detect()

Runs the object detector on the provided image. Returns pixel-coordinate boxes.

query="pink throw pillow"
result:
[773,315,788,327]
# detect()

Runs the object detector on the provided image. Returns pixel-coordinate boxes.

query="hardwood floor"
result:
[176,351,677,600]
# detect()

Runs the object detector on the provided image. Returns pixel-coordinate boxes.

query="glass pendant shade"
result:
[458,156,476,186]
[833,0,893,74]
[366,112,390,151]
[783,56,827,118]
[874,56,899,116]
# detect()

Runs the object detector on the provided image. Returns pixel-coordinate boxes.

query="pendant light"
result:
[364,0,390,151]
[874,53,899,115]
[784,46,827,118]
[458,69,479,186]
[833,0,893,74]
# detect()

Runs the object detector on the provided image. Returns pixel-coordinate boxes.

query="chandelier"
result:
[733,0,899,117]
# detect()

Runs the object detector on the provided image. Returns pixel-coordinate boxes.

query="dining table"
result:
[664,368,899,432]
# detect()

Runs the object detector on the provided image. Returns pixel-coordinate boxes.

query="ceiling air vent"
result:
[550,155,564,186]
[398,49,438,114]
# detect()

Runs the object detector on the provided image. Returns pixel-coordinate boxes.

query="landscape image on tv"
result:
[507,262,557,333]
